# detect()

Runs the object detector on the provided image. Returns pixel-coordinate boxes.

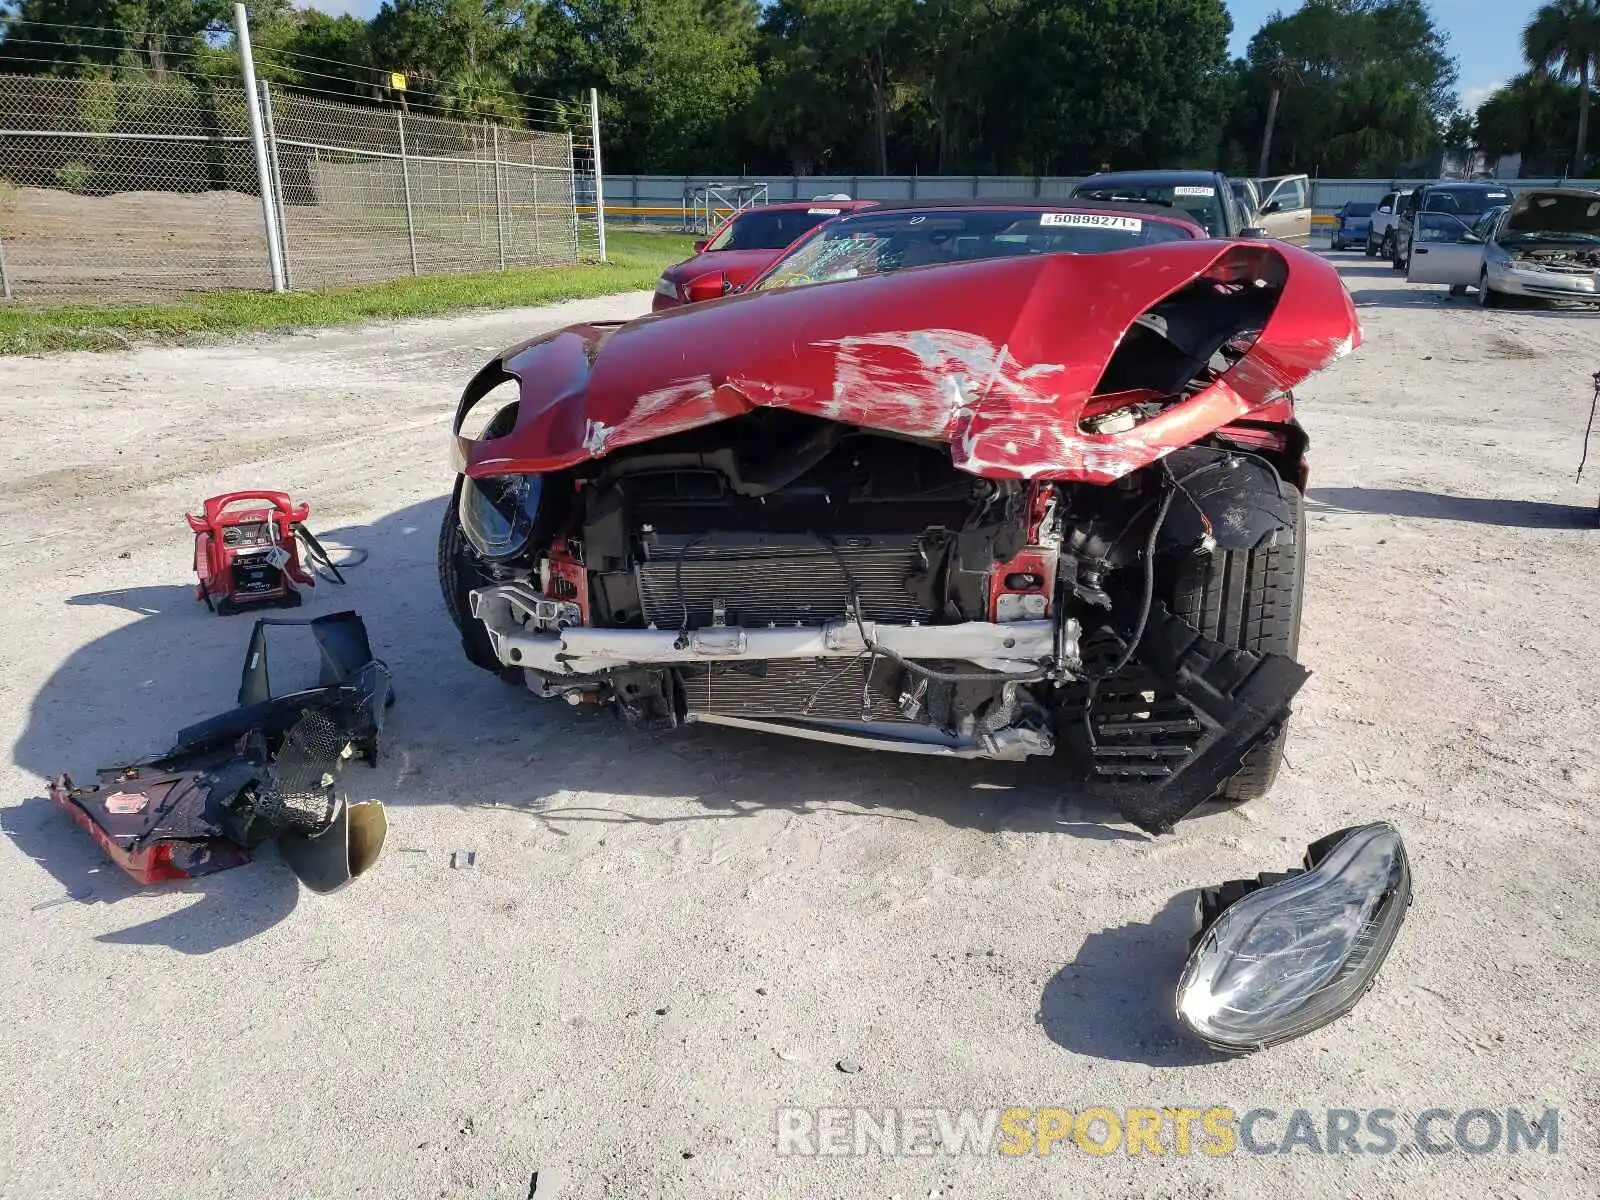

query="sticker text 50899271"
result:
[1040,212,1143,232]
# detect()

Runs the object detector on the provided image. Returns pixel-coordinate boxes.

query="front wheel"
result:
[1479,271,1503,308]
[1169,483,1305,803]
[1364,235,1377,258]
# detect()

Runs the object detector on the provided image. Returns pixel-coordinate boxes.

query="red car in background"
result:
[652,198,877,309]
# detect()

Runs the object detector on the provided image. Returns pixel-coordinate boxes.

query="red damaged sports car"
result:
[441,200,1360,833]
[652,199,876,310]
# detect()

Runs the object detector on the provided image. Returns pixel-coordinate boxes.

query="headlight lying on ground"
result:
[1176,822,1411,1052]
[654,277,679,299]
[459,473,544,561]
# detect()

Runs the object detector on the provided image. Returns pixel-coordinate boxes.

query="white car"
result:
[1406,187,1600,307]
[1365,188,1413,258]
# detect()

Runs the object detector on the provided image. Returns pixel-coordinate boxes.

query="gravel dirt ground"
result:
[1,260,1597,1200]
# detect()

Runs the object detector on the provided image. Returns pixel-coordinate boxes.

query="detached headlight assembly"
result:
[459,473,544,561]
[1176,822,1412,1052]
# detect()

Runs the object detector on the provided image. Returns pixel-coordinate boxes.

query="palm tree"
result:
[1524,0,1600,172]
[1257,48,1302,178]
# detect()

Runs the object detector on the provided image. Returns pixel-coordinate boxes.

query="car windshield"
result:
[753,207,1197,292]
[1473,207,1509,239]
[1071,182,1227,236]
[705,207,843,251]
[1422,187,1513,218]
[1343,203,1377,217]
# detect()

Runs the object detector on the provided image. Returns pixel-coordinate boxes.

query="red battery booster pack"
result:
[187,491,316,614]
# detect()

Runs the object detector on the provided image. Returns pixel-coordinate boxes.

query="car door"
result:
[1260,176,1311,244]
[1406,211,1485,286]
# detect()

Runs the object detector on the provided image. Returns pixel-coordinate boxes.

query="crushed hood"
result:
[459,240,1359,485]
[1502,188,1600,236]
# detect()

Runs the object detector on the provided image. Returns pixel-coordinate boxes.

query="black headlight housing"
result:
[1175,822,1412,1052]
[458,472,545,562]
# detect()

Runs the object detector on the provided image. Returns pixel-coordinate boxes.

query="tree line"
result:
[1476,0,1600,177]
[2,0,1472,178]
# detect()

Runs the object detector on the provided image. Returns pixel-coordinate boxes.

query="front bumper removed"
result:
[469,583,1308,831]
[469,581,1063,676]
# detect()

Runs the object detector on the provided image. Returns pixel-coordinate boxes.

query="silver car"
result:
[1405,187,1600,307]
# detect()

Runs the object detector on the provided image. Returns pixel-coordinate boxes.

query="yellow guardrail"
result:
[580,205,1345,228]
[579,205,735,219]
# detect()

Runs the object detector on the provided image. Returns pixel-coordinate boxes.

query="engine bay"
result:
[1507,245,1600,273]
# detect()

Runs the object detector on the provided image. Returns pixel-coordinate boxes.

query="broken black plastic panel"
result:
[49,612,392,891]
[1156,446,1296,551]
[171,611,393,767]
[1103,603,1309,834]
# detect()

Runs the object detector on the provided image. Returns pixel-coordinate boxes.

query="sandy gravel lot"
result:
[1,261,1597,1200]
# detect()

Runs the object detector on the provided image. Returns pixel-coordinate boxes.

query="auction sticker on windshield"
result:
[808,207,842,215]
[1174,186,1216,196]
[1041,212,1143,232]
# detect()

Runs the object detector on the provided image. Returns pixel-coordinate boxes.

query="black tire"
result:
[1170,483,1305,803]
[437,478,509,674]
[1364,236,1377,258]
[1478,270,1503,308]
[1448,283,1469,298]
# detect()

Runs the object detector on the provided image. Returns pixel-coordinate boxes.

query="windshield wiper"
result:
[1506,230,1600,243]
[1085,194,1173,207]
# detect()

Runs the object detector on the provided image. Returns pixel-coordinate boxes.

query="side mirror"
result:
[1261,200,1283,215]
[1461,232,1483,244]
[684,272,731,303]
[1378,205,1392,214]
[1240,226,1269,239]
[692,239,709,253]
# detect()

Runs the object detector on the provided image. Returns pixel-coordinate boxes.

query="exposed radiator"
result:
[678,658,912,723]
[636,532,935,630]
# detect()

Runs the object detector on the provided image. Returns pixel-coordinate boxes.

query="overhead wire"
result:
[2,24,584,127]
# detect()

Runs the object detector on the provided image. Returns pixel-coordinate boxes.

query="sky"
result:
[296,0,1539,114]
[1225,0,1536,113]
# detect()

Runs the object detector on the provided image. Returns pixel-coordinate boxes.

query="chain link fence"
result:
[268,90,579,290]
[0,71,597,304]
[0,73,272,297]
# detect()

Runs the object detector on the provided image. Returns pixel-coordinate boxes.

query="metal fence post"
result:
[567,130,581,261]
[492,123,506,269]
[234,3,286,292]
[588,87,607,262]
[260,80,293,289]
[0,235,13,302]
[530,140,542,258]
[397,109,419,276]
